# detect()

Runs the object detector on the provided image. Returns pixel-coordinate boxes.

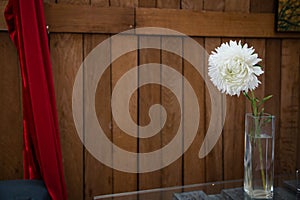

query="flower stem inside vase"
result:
[244,113,275,199]
[253,115,267,191]
[258,135,266,190]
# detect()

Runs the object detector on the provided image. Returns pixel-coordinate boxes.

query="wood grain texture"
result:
[44,0,56,3]
[44,3,134,33]
[279,39,300,174]
[181,0,203,11]
[225,0,250,12]
[203,0,224,11]
[90,0,109,7]
[0,0,300,195]
[111,35,138,194]
[136,8,300,38]
[52,2,85,200]
[0,1,7,31]
[222,38,246,181]
[50,33,83,200]
[157,0,180,9]
[264,39,281,174]
[110,0,138,7]
[0,4,299,38]
[250,0,274,13]
[161,36,183,190]
[138,36,162,193]
[57,0,89,5]
[83,34,113,199]
[245,39,266,104]
[203,1,223,184]
[183,37,206,185]
[222,93,245,180]
[138,0,156,8]
[204,38,224,182]
[0,32,23,180]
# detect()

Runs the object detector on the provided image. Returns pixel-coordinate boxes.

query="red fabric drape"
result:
[4,0,68,199]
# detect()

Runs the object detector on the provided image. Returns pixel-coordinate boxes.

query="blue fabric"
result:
[0,180,51,200]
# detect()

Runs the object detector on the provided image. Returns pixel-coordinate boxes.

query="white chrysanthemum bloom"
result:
[208,40,263,96]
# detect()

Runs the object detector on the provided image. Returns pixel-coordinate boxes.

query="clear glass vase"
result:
[244,113,275,199]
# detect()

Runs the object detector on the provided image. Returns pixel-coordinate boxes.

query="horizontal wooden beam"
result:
[44,4,134,33]
[0,4,299,38]
[136,8,300,38]
[0,3,135,33]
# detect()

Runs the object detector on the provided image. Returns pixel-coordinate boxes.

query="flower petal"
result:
[208,40,264,96]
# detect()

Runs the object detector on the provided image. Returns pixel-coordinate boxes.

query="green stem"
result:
[251,91,258,116]
[253,114,267,191]
[248,91,267,191]
[258,136,266,190]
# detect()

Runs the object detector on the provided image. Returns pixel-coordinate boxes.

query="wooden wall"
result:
[0,0,300,199]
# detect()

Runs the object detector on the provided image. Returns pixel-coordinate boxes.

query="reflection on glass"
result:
[297,169,300,200]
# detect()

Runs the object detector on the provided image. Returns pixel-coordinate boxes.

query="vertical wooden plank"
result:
[83,34,113,199]
[139,0,156,8]
[222,38,247,180]
[264,39,281,175]
[223,94,245,180]
[204,38,223,182]
[110,0,138,7]
[181,0,203,11]
[224,0,250,12]
[183,37,206,185]
[157,0,180,9]
[250,0,274,13]
[111,34,138,194]
[155,1,182,194]
[51,33,83,200]
[280,39,300,174]
[161,36,183,190]
[138,36,162,195]
[203,0,224,11]
[52,1,87,199]
[0,32,23,180]
[84,0,110,198]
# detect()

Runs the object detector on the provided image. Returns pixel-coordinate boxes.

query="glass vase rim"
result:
[245,113,275,119]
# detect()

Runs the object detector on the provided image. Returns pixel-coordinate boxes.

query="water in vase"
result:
[244,132,274,199]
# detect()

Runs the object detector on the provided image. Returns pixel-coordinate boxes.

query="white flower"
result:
[208,40,263,96]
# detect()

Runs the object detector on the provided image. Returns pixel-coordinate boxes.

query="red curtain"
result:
[4,0,68,199]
